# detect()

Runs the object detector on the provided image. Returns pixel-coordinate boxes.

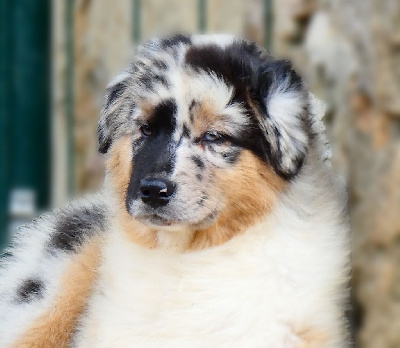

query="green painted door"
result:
[0,0,51,250]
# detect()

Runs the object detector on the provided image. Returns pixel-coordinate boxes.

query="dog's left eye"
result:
[202,130,224,143]
[140,124,152,136]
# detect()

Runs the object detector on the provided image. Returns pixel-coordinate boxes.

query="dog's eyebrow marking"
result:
[191,155,205,170]
[17,278,44,302]
[196,174,202,181]
[50,204,106,252]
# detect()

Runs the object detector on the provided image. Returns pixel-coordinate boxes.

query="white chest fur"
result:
[76,192,349,348]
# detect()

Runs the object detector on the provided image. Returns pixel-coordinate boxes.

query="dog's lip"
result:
[135,210,220,229]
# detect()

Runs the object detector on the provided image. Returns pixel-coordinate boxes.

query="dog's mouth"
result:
[135,210,220,230]
[137,213,182,227]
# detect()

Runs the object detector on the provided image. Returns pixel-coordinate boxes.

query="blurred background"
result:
[0,0,399,346]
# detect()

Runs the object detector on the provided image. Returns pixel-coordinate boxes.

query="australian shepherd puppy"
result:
[0,34,350,347]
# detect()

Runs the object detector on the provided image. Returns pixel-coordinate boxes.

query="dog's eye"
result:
[202,130,223,143]
[140,124,152,137]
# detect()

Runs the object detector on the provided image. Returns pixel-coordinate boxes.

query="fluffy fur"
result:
[0,34,350,347]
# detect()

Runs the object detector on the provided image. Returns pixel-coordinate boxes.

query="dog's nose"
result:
[140,178,176,208]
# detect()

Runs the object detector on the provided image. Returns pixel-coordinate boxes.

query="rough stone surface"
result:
[273,0,400,346]
[73,0,133,194]
[141,0,198,40]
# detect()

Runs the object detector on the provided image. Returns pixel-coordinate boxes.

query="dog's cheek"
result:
[105,136,134,206]
[189,150,287,250]
[220,150,286,220]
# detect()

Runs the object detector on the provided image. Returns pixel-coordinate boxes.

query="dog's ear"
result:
[255,60,309,179]
[98,72,131,154]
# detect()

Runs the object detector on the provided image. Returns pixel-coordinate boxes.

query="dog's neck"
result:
[155,228,195,252]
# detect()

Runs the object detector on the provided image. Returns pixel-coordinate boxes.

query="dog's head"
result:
[100,34,312,249]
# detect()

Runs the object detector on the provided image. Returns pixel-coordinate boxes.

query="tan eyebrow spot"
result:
[138,100,155,123]
[191,99,220,135]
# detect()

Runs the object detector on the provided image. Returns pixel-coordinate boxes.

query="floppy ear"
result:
[98,72,131,154]
[256,60,309,179]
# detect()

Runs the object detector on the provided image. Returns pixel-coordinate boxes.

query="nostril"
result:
[139,178,176,207]
[159,191,168,198]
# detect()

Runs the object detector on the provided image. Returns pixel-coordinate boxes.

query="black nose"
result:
[139,178,176,208]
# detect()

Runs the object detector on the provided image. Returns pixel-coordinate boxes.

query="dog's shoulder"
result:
[0,193,109,346]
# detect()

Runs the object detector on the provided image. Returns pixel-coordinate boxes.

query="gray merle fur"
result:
[50,204,107,252]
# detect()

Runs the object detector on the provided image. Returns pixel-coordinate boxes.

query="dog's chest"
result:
[76,227,317,347]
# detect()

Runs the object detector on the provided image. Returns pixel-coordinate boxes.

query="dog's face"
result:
[100,35,310,249]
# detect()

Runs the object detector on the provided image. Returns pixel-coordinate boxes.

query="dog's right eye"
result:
[202,130,224,143]
[140,124,152,137]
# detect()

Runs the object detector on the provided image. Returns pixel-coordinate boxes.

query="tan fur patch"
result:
[295,328,331,348]
[13,236,103,348]
[106,136,157,249]
[191,98,222,137]
[189,150,286,250]
[138,100,156,123]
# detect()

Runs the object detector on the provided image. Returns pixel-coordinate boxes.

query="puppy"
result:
[0,34,350,347]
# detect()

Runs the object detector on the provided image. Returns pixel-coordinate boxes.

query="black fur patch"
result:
[191,155,205,170]
[17,278,44,302]
[126,99,178,209]
[152,99,177,134]
[50,204,106,252]
[98,133,112,155]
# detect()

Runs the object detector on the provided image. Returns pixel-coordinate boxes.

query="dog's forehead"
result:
[132,43,241,128]
[130,35,254,130]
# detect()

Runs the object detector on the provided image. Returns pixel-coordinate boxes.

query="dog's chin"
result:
[133,211,219,232]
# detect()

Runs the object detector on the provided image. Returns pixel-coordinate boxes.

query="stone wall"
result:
[273,0,400,346]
